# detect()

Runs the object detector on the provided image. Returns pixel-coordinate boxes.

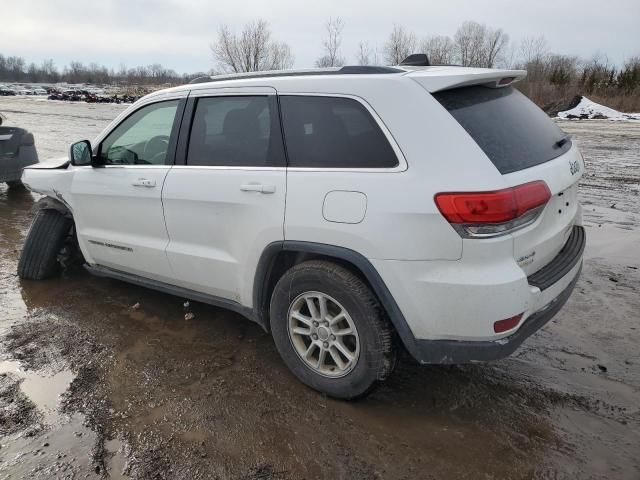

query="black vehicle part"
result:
[269,260,396,399]
[0,126,39,183]
[18,209,73,280]
[6,180,24,189]
[400,53,431,66]
[85,264,256,322]
[528,226,585,291]
[188,65,404,84]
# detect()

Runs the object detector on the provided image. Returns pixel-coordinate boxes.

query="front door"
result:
[162,87,286,306]
[71,98,184,283]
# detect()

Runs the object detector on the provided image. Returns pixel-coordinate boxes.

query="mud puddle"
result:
[0,102,639,478]
[0,357,127,479]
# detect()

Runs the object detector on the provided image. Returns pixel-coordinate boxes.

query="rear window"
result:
[280,95,399,169]
[433,86,571,174]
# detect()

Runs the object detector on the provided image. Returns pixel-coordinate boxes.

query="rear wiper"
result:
[554,134,571,149]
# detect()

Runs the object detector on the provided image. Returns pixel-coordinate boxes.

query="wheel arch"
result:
[33,196,73,217]
[253,241,420,358]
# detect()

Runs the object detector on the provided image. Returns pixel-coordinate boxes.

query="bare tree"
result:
[515,35,549,89]
[453,21,508,68]
[211,20,294,73]
[356,42,380,66]
[420,35,455,64]
[356,42,370,66]
[454,21,485,67]
[484,27,509,68]
[383,24,417,65]
[316,17,345,67]
[519,36,549,66]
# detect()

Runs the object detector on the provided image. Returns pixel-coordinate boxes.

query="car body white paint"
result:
[22,65,584,346]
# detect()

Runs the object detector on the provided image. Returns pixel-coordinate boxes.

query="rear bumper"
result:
[371,226,585,364]
[407,263,581,363]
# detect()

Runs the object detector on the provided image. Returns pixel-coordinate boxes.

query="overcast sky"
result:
[2,0,639,73]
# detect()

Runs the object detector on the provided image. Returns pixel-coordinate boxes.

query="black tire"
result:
[6,180,25,189]
[270,260,396,400]
[18,209,72,280]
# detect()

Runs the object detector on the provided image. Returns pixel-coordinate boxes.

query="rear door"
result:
[432,85,584,274]
[71,97,185,282]
[162,87,287,305]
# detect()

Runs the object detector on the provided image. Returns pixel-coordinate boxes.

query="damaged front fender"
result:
[33,196,73,217]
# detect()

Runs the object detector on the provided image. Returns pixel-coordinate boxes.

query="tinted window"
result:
[433,86,571,174]
[100,100,178,165]
[187,96,284,167]
[280,96,398,168]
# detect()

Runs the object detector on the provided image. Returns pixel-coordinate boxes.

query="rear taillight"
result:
[434,181,551,238]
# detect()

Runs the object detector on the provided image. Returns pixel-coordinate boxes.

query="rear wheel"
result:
[270,260,396,399]
[18,209,72,280]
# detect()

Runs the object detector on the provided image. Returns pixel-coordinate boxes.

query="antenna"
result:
[399,54,431,67]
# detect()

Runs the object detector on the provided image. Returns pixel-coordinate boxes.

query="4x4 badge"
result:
[569,160,580,175]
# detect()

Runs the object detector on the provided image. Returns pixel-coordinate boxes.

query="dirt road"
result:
[0,98,638,479]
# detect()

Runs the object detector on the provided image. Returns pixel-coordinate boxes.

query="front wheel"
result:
[18,209,72,280]
[270,260,396,400]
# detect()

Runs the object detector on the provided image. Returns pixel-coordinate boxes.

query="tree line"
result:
[0,55,201,86]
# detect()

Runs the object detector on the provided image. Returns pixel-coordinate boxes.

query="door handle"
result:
[240,183,276,194]
[132,178,156,187]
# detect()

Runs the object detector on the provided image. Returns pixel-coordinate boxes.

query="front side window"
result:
[186,96,284,167]
[279,96,399,169]
[100,100,179,165]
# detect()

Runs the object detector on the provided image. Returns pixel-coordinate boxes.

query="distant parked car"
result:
[33,87,48,95]
[0,116,39,188]
[0,87,17,96]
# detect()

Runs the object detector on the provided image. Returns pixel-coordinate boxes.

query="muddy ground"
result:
[0,98,639,479]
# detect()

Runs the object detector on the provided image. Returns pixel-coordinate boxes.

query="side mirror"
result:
[70,140,92,166]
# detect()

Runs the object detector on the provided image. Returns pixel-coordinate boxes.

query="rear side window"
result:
[280,96,398,169]
[187,96,285,167]
[433,86,571,174]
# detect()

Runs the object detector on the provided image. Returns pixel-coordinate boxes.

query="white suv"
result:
[18,64,585,399]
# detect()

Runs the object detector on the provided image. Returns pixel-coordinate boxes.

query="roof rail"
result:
[189,76,215,84]
[338,66,404,74]
[188,65,404,85]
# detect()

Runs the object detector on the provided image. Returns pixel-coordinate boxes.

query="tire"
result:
[6,180,24,189]
[270,260,396,400]
[18,209,72,280]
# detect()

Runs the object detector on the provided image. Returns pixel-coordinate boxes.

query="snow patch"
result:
[557,96,640,121]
